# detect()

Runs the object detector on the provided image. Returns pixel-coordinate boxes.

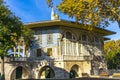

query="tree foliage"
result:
[104,39,120,69]
[0,0,33,79]
[21,27,33,52]
[48,0,120,28]
[0,0,33,56]
[0,0,23,57]
[47,0,53,8]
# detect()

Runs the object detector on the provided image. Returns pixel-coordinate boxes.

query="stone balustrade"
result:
[3,57,46,62]
[3,55,92,62]
[54,55,92,61]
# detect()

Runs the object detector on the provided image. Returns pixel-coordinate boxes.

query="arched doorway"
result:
[16,66,22,79]
[69,64,79,78]
[69,69,77,78]
[11,66,29,80]
[39,66,55,79]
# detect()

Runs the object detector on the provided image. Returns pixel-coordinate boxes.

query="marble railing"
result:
[54,55,92,61]
[4,57,50,62]
[3,55,92,62]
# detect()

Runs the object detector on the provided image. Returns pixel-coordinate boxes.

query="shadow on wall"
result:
[7,41,75,80]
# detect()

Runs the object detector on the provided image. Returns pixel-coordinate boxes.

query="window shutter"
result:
[47,48,52,56]
[37,49,41,57]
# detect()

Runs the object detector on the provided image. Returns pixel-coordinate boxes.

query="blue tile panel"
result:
[33,27,60,48]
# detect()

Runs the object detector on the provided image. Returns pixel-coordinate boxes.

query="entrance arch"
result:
[39,66,55,79]
[69,64,79,78]
[11,66,29,80]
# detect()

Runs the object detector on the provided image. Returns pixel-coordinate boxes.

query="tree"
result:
[105,48,120,69]
[104,40,116,53]
[48,0,120,28]
[21,27,33,57]
[104,39,120,69]
[0,0,32,79]
[11,28,33,58]
[104,40,120,53]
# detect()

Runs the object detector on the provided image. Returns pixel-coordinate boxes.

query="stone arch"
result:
[69,64,80,78]
[99,68,106,75]
[10,66,30,80]
[38,66,55,79]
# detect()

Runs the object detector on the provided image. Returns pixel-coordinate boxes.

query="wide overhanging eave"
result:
[24,20,116,36]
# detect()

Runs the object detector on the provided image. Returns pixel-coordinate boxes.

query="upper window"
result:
[82,34,87,41]
[65,31,76,40]
[35,30,41,35]
[35,30,42,44]
[47,48,52,56]
[66,32,72,39]
[47,30,53,44]
[37,48,41,57]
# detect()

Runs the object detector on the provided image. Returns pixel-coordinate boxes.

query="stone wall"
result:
[64,61,91,78]
[0,62,31,80]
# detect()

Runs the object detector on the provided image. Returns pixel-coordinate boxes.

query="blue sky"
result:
[4,0,120,40]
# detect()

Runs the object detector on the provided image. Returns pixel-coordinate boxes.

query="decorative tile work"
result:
[35,30,42,44]
[47,30,53,44]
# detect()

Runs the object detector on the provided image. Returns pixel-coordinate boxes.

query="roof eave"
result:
[24,20,116,36]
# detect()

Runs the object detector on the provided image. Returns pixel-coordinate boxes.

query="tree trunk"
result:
[18,44,20,57]
[13,47,16,57]
[23,42,26,57]
[0,56,5,80]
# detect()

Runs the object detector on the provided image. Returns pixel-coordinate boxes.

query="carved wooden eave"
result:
[24,19,116,36]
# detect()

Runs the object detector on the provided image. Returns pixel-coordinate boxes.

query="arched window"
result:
[65,31,76,41]
[65,31,77,55]
[61,31,79,56]
[82,34,87,41]
[66,32,72,39]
